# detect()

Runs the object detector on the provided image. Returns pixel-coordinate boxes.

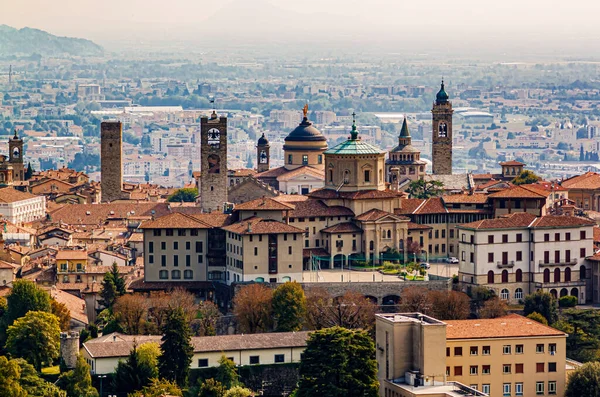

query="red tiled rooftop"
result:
[445,314,565,340]
[222,217,304,235]
[233,197,294,211]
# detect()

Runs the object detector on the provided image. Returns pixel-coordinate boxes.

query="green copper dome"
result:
[436,80,449,104]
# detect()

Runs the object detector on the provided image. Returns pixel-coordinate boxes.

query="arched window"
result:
[580,265,587,280]
[500,289,509,300]
[565,267,571,282]
[515,288,523,300]
[544,268,550,283]
[554,268,561,283]
[502,270,509,283]
[399,239,405,250]
[515,269,523,283]
[184,270,193,279]
[329,170,333,182]
[159,270,168,279]
[369,241,374,251]
[387,230,391,239]
[172,270,181,279]
[487,270,494,284]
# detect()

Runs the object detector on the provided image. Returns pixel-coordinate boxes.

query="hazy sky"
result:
[2,0,599,54]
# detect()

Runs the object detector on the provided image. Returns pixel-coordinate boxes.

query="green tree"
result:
[24,162,33,180]
[191,301,220,337]
[197,378,226,397]
[512,170,541,185]
[216,355,240,389]
[224,386,254,397]
[0,356,27,397]
[100,263,126,309]
[137,342,161,369]
[407,179,444,199]
[526,312,548,325]
[565,362,600,397]
[524,290,558,324]
[158,307,193,387]
[114,345,158,394]
[51,299,71,331]
[13,358,66,397]
[129,378,182,397]
[296,327,378,397]
[167,188,198,203]
[272,281,306,332]
[2,280,51,339]
[57,355,98,397]
[5,311,61,371]
[556,309,600,362]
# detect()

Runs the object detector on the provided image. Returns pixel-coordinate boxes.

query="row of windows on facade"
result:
[482,266,587,286]
[148,254,202,267]
[227,232,299,242]
[448,343,557,357]
[227,245,295,256]
[414,214,488,225]
[289,154,322,165]
[462,249,587,265]
[449,362,558,376]
[197,354,286,368]
[152,229,200,237]
[290,216,351,223]
[454,381,557,397]
[158,269,194,279]
[462,231,588,244]
[327,169,384,184]
[149,241,203,253]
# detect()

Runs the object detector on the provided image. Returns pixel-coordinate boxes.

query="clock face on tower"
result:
[259,150,267,164]
[207,128,220,147]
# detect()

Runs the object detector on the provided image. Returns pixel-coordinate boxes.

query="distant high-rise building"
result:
[200,112,228,212]
[432,81,454,175]
[101,121,123,203]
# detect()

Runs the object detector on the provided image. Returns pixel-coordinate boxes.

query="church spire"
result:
[399,117,410,138]
[435,79,449,105]
[350,112,358,140]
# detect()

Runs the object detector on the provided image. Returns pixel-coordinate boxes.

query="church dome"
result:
[257,133,269,146]
[436,81,449,104]
[284,117,327,143]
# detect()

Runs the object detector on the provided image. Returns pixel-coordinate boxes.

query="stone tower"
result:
[431,81,454,175]
[100,121,123,203]
[200,111,228,212]
[60,331,80,369]
[8,130,24,181]
[256,133,270,173]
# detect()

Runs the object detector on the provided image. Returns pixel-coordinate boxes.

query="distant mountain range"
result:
[0,25,103,57]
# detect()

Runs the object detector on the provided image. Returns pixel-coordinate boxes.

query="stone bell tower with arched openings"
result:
[432,80,454,175]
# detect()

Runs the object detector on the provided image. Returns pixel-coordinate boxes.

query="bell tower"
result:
[8,130,24,181]
[432,81,454,175]
[200,111,228,212]
[256,133,270,173]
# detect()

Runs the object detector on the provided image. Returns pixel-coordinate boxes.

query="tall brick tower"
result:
[8,130,24,181]
[200,111,228,212]
[432,81,454,175]
[256,133,270,173]
[100,121,123,203]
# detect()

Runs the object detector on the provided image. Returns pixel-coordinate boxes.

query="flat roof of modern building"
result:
[376,313,446,326]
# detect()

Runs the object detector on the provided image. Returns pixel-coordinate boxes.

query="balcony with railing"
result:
[539,259,577,267]
[497,261,515,269]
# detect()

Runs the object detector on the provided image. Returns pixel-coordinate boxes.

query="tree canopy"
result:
[512,169,541,185]
[57,355,98,397]
[2,280,51,337]
[566,362,600,397]
[524,290,558,325]
[158,307,194,387]
[167,188,198,203]
[407,179,444,199]
[296,327,378,397]
[114,345,158,394]
[100,263,126,309]
[233,284,273,334]
[272,282,306,332]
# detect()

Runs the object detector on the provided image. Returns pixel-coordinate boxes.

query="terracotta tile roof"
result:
[531,181,568,192]
[189,213,233,228]
[50,288,89,325]
[84,331,310,359]
[442,194,489,204]
[321,222,363,233]
[223,217,304,235]
[0,260,16,270]
[472,173,497,180]
[0,187,41,203]
[255,166,290,179]
[288,199,354,218]
[445,314,565,340]
[414,198,448,214]
[500,160,526,166]
[459,212,537,230]
[530,215,595,228]
[355,208,407,222]
[394,199,425,215]
[229,168,257,177]
[139,212,212,229]
[488,185,547,199]
[234,197,294,211]
[272,195,309,203]
[56,250,89,260]
[407,222,432,230]
[561,172,600,190]
[309,188,402,200]
[127,233,144,243]
[594,227,600,243]
[476,180,511,190]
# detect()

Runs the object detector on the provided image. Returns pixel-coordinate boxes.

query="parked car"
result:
[420,262,431,269]
[446,257,459,264]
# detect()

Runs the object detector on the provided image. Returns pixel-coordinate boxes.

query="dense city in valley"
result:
[2,2,600,397]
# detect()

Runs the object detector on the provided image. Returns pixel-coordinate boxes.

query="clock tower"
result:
[200,111,228,212]
[256,133,270,173]
[432,81,454,175]
[9,130,24,181]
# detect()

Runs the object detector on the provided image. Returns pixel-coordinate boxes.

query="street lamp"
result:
[98,375,106,397]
